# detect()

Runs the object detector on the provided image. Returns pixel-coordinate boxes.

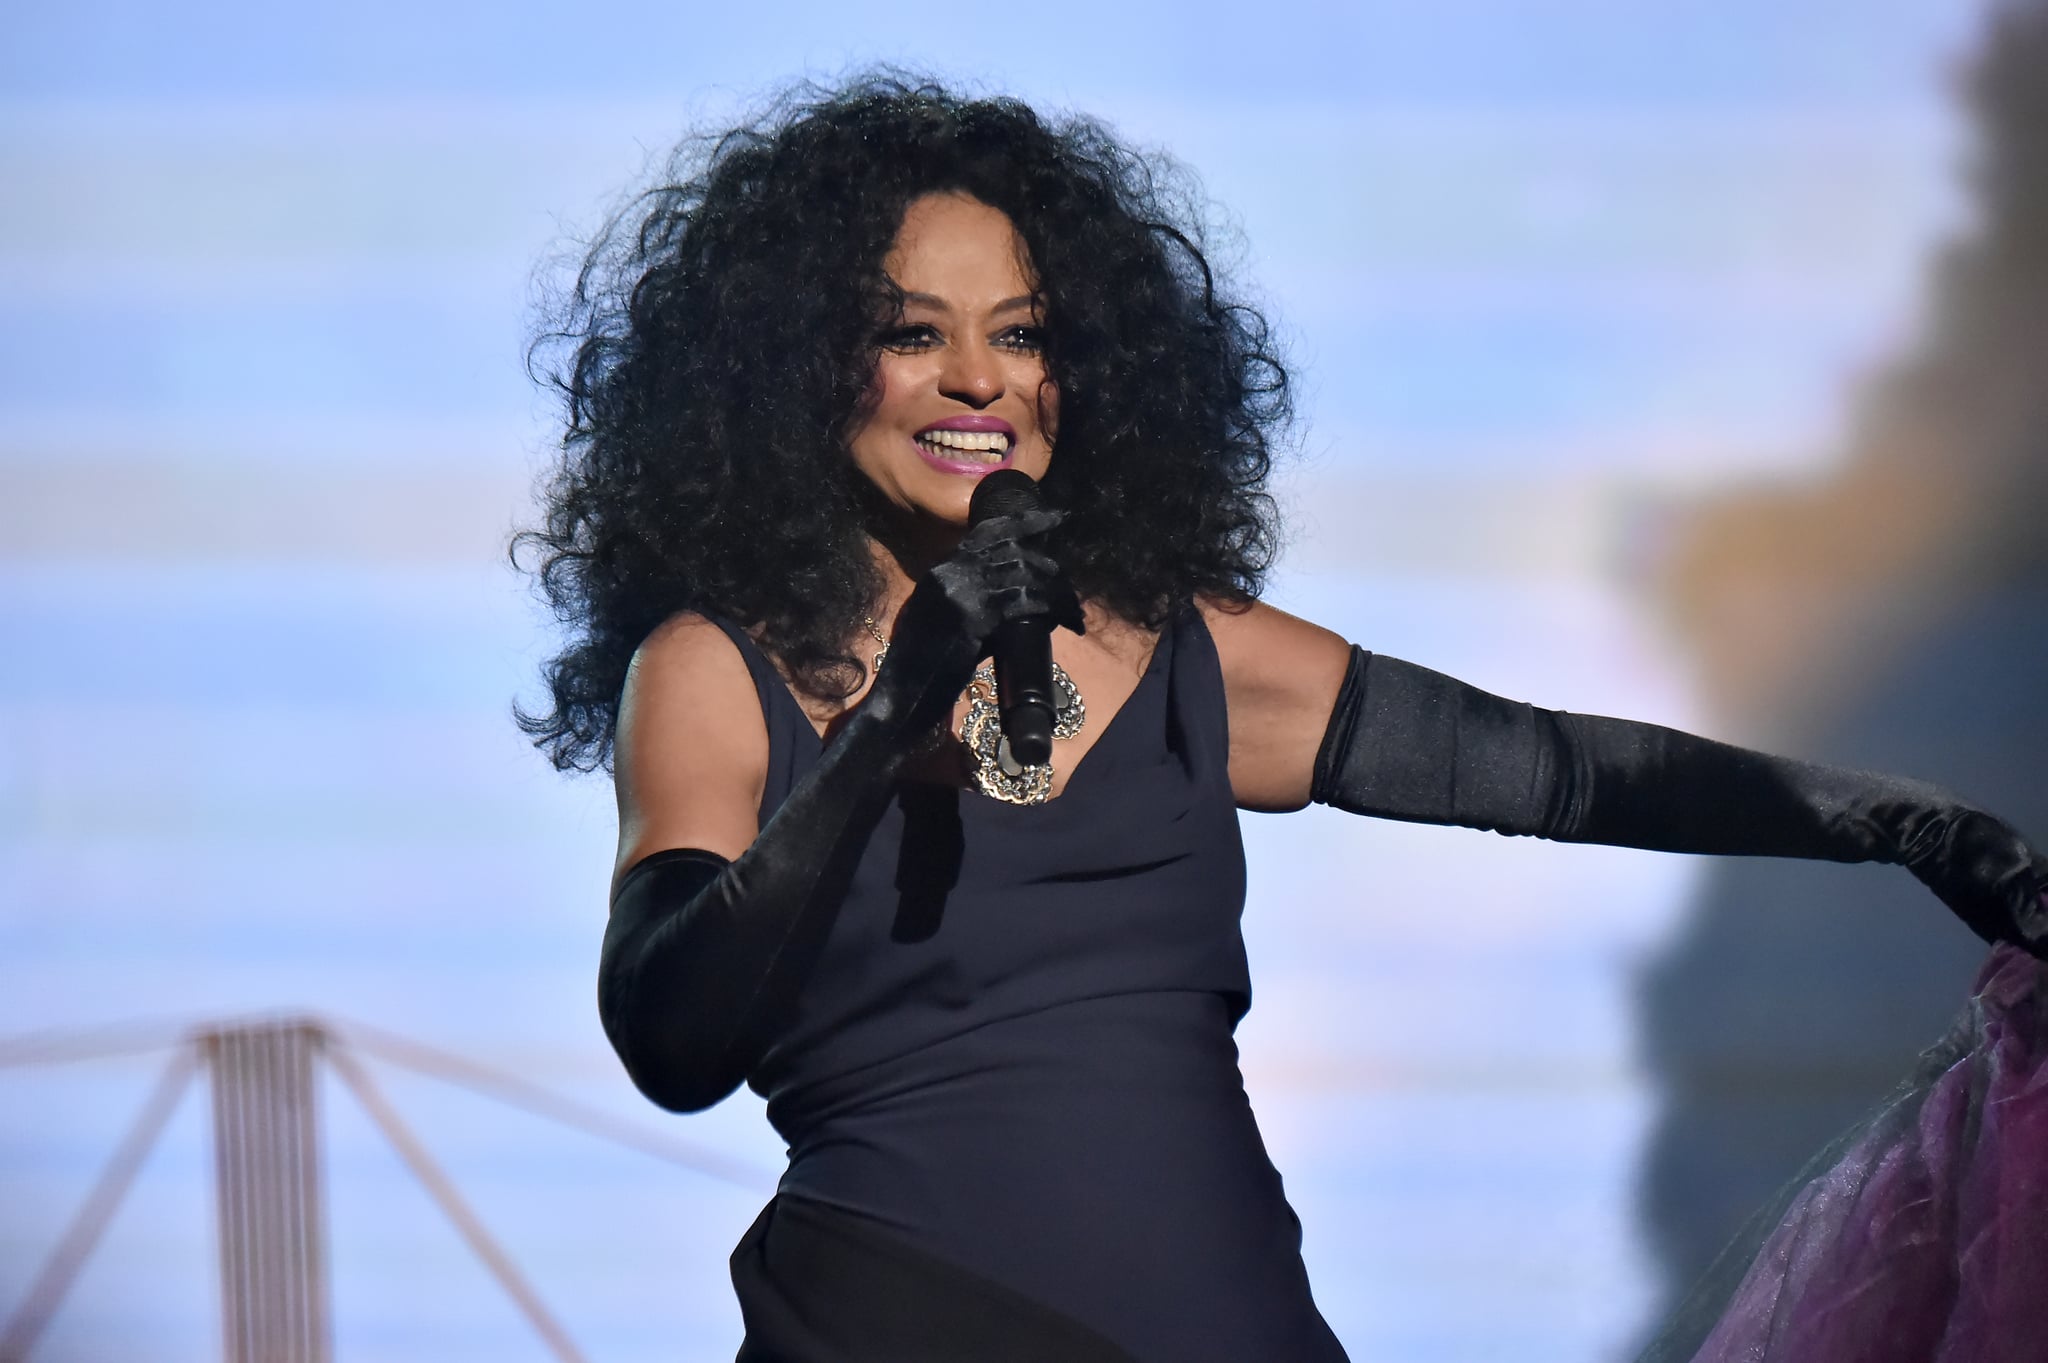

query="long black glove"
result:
[1311,647,2048,955]
[599,510,1083,1111]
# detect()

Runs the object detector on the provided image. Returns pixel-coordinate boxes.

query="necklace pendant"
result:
[868,613,1090,807]
[960,659,1085,806]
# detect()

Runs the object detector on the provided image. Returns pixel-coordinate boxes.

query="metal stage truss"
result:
[0,1016,768,1363]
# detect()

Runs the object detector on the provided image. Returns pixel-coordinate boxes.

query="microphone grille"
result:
[967,469,1042,525]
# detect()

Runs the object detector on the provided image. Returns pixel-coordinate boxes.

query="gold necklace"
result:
[863,616,1086,805]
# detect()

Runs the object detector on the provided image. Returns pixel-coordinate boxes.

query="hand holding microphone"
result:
[873,470,1082,753]
[964,470,1083,766]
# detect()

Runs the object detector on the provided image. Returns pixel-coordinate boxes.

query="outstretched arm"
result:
[1202,600,2048,953]
[1312,646,2048,954]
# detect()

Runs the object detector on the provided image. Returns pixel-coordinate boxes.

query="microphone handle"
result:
[991,616,1057,766]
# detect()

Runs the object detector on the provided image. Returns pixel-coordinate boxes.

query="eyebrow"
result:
[900,291,1041,315]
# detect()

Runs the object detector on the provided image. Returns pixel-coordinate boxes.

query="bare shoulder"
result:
[626,611,761,709]
[1196,595,1353,685]
[613,612,768,884]
[1196,595,1354,812]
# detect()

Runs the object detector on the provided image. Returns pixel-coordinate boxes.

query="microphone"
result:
[967,469,1057,767]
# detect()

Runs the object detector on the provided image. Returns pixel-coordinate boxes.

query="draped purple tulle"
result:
[1643,945,2048,1363]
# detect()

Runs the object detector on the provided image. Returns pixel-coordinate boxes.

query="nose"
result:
[938,336,1004,409]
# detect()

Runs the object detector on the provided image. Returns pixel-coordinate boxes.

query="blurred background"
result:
[6,1,2046,1359]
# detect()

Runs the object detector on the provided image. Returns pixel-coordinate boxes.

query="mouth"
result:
[912,420,1016,470]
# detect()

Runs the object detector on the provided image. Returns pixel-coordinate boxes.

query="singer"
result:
[516,76,2048,1362]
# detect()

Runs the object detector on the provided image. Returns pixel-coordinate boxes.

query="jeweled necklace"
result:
[863,616,1086,806]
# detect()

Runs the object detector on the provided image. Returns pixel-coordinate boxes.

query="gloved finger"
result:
[990,574,1083,625]
[1010,546,1063,581]
[2008,859,2048,957]
[1009,506,1065,542]
[930,557,1029,612]
[978,585,1040,626]
[977,558,1039,595]
[965,551,1066,607]
[957,506,1065,554]
[2016,896,2048,959]
[978,548,1082,636]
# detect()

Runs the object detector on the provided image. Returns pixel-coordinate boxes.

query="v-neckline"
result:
[991,620,1171,808]
[762,617,1175,810]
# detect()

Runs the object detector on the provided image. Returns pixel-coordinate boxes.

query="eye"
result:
[875,324,940,353]
[994,325,1046,354]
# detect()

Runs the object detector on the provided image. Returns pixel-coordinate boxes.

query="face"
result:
[847,192,1056,527]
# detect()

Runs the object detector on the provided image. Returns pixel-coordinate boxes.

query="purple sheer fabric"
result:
[1641,945,2048,1363]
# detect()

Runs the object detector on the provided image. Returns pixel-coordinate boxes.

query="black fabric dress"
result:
[710,608,1349,1363]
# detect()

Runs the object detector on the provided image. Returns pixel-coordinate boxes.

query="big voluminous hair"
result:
[516,74,1292,772]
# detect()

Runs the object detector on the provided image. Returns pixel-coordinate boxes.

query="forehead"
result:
[884,192,1035,304]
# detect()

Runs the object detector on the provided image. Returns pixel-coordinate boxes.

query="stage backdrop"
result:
[0,2,2012,1360]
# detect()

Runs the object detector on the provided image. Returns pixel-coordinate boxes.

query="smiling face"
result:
[847,192,1057,528]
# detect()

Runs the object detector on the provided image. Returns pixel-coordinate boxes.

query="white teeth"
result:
[918,429,1011,453]
[917,429,1011,461]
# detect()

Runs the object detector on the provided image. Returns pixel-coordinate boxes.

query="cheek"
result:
[848,360,913,467]
[865,355,924,422]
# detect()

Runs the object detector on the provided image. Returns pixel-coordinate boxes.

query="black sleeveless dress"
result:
[709,609,1349,1363]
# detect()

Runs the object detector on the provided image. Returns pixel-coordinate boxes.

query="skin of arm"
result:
[1199,597,1355,813]
[611,613,767,891]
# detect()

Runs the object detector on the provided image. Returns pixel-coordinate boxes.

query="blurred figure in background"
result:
[1640,0,2048,1336]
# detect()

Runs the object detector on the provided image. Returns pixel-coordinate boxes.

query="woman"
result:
[517,77,2048,1362]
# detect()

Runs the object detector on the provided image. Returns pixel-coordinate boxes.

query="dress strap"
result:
[696,615,820,820]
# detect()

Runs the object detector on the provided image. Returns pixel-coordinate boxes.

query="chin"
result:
[915,482,981,525]
[907,460,1029,509]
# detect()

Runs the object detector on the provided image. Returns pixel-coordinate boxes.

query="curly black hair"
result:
[515,73,1293,773]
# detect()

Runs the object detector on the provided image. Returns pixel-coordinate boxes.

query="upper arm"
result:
[611,613,769,893]
[1199,597,1354,812]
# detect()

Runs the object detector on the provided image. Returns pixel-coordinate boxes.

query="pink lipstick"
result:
[911,415,1017,475]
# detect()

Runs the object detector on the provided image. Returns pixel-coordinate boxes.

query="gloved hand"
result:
[1884,802,2048,951]
[1311,647,2048,957]
[867,505,1084,740]
[601,507,1081,1111]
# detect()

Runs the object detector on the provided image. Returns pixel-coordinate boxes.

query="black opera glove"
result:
[1310,647,2048,956]
[599,509,1082,1112]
